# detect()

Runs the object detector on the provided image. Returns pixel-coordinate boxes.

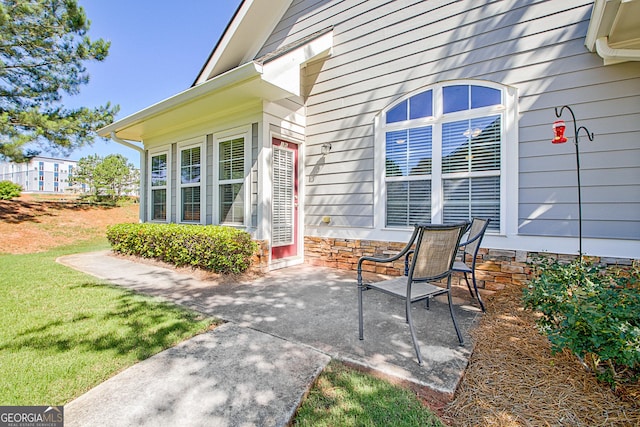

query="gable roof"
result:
[193,0,294,85]
[254,26,333,65]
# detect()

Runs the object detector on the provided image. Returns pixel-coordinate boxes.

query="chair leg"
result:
[406,298,423,366]
[463,272,474,298]
[447,291,464,345]
[358,284,364,340]
[471,272,486,312]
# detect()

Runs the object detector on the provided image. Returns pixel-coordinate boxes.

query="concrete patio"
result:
[58,251,482,426]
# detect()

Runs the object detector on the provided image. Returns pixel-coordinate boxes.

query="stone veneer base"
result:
[303,236,636,291]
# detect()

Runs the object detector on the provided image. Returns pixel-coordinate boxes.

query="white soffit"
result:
[586,0,640,65]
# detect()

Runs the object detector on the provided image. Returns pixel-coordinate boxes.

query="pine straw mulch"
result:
[440,283,639,427]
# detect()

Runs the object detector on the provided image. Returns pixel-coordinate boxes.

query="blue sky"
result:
[62,0,244,167]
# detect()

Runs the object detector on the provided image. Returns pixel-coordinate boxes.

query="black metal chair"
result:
[452,218,491,312]
[357,222,469,366]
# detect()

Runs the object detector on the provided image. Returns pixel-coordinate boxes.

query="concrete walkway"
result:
[58,251,481,427]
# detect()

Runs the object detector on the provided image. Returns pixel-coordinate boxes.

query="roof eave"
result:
[585,0,640,64]
[99,62,263,141]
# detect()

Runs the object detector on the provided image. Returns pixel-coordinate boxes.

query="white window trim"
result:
[213,127,251,227]
[147,148,171,223]
[374,80,518,236]
[177,137,206,224]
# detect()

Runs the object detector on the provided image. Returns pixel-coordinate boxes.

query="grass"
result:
[0,238,215,405]
[0,224,445,423]
[294,361,445,427]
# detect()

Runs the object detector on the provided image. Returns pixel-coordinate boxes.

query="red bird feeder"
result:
[552,105,595,258]
[552,120,567,144]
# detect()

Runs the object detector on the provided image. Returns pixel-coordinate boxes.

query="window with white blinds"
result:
[219,137,245,225]
[179,145,202,222]
[383,82,504,232]
[150,152,168,221]
[385,126,432,226]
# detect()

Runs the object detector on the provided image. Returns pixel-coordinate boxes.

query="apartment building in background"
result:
[0,156,83,193]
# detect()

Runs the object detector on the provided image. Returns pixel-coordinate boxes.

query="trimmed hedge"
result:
[106,223,258,274]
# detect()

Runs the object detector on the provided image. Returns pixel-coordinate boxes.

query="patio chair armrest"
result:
[458,232,483,248]
[357,253,400,269]
[458,218,490,248]
[404,250,415,276]
[357,226,420,278]
[357,253,406,287]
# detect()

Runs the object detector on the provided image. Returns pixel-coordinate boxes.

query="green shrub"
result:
[106,223,258,274]
[0,181,22,200]
[522,256,640,387]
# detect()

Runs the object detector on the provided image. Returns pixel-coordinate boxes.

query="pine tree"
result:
[0,0,119,162]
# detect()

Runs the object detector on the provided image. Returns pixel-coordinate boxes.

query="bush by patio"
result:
[106,223,258,274]
[522,256,640,387]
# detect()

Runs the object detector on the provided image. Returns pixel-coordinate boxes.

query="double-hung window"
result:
[218,137,245,225]
[382,82,509,233]
[179,143,203,223]
[149,151,169,221]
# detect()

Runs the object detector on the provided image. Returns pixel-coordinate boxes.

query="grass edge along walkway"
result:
[293,361,446,427]
[0,239,216,405]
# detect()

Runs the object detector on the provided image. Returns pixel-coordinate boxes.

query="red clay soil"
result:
[0,194,138,254]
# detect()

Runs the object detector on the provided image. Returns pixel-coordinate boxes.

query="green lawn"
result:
[294,362,445,427]
[1,238,445,424]
[0,239,215,405]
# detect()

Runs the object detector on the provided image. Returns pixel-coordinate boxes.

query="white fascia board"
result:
[99,62,263,140]
[194,0,293,85]
[194,0,251,85]
[585,0,619,51]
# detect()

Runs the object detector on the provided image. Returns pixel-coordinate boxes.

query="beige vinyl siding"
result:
[259,0,640,239]
[266,98,306,141]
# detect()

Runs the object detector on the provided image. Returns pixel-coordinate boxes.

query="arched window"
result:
[379,81,514,233]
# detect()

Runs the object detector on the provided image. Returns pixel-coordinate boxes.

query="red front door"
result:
[271,138,299,260]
